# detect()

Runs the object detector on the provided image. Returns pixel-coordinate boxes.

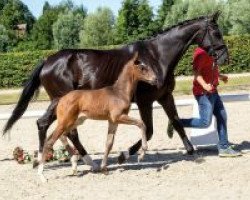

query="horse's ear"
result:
[211,11,221,22]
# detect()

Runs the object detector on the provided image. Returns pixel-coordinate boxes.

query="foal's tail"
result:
[3,61,45,135]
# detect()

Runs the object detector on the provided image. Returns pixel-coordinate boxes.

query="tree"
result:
[137,0,154,40]
[42,1,51,14]
[154,0,174,32]
[229,0,250,35]
[31,9,60,50]
[115,0,154,43]
[0,0,9,13]
[163,0,230,35]
[31,1,86,50]
[53,11,83,49]
[80,7,115,47]
[0,0,35,32]
[163,0,189,28]
[0,24,9,52]
[186,0,230,35]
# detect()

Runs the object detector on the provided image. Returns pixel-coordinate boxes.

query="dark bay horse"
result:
[38,53,158,182]
[4,12,229,164]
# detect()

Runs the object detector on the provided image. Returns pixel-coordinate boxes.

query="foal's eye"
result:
[134,60,141,65]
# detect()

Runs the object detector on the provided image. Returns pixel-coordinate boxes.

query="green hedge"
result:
[0,50,54,87]
[0,35,249,88]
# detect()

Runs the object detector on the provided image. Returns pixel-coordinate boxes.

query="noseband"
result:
[199,20,227,62]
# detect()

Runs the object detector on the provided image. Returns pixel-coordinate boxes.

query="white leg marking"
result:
[38,164,47,183]
[70,155,78,175]
[37,152,42,162]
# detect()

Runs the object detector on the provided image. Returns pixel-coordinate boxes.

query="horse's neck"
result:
[155,23,200,77]
[113,66,137,102]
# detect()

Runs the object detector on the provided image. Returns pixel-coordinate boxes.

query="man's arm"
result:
[194,70,213,92]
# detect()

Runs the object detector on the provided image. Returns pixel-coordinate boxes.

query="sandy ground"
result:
[0,95,250,200]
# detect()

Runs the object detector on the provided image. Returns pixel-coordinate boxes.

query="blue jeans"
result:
[180,92,229,149]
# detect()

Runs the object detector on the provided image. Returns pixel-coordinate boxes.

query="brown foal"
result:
[38,53,158,182]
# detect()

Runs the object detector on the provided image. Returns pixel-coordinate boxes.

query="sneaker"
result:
[218,146,242,157]
[167,120,174,138]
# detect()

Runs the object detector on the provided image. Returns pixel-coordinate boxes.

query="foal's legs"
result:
[118,103,153,164]
[158,93,194,154]
[67,129,99,173]
[38,125,65,182]
[116,114,148,162]
[101,122,118,172]
[35,100,57,167]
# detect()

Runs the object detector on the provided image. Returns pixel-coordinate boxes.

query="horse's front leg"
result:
[158,93,194,154]
[100,122,118,174]
[117,106,151,164]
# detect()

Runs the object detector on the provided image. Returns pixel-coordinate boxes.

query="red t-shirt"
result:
[192,47,219,95]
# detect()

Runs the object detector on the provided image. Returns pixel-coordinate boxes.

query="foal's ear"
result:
[131,52,139,63]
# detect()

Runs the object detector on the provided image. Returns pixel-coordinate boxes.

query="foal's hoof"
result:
[138,151,146,163]
[33,160,39,168]
[101,167,109,175]
[72,170,78,176]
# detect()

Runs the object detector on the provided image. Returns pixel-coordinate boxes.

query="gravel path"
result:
[0,98,250,200]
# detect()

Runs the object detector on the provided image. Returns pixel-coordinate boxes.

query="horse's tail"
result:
[3,61,45,135]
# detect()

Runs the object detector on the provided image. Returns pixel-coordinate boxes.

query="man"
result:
[168,47,241,157]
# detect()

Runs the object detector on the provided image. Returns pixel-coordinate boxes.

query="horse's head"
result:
[128,52,158,87]
[195,11,229,65]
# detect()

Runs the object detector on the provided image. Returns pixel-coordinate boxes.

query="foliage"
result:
[31,0,86,50]
[80,7,115,47]
[163,0,231,35]
[229,0,250,35]
[154,0,174,33]
[0,24,9,52]
[163,0,189,28]
[115,0,154,43]
[0,0,35,32]
[0,50,54,87]
[53,11,83,49]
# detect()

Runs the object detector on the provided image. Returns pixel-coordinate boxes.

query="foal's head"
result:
[126,53,158,86]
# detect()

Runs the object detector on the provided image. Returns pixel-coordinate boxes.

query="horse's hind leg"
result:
[34,100,58,168]
[158,93,194,154]
[101,122,118,173]
[67,129,99,173]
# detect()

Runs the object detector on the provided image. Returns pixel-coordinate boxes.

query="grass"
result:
[0,76,249,105]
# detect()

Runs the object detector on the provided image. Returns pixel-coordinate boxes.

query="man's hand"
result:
[220,74,228,83]
[203,83,214,92]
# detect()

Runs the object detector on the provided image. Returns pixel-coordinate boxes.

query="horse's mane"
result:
[145,15,208,41]
[123,15,209,46]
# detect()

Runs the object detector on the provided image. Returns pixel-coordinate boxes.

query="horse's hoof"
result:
[117,151,129,164]
[33,160,39,168]
[187,148,194,155]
